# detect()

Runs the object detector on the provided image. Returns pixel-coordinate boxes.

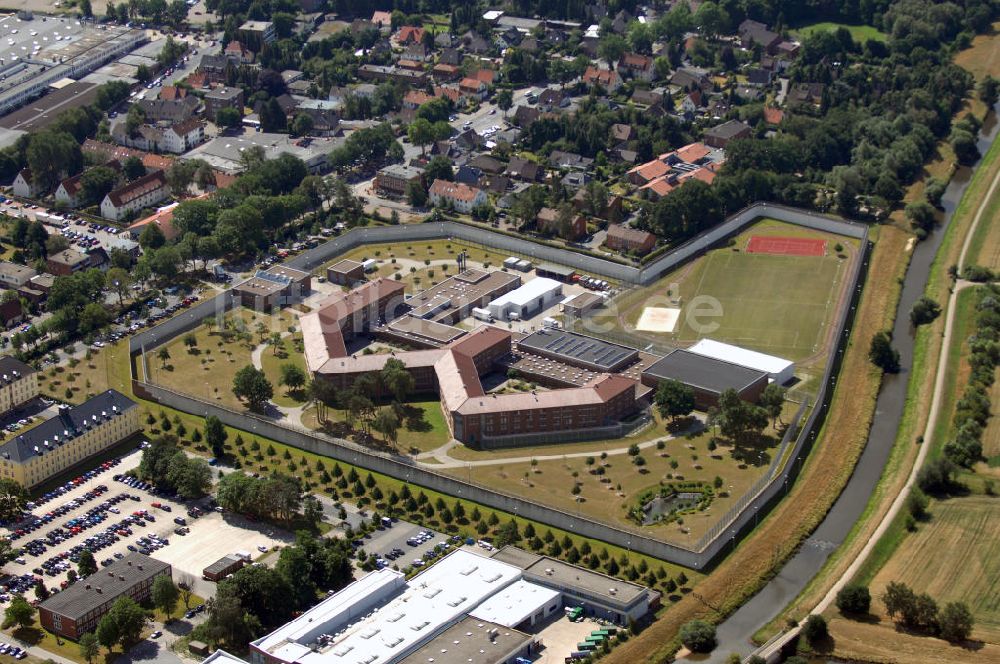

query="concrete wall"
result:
[128,202,871,569]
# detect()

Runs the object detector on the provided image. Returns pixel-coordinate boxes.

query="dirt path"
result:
[752,146,1000,662]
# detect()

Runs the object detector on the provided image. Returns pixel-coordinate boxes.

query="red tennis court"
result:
[746,235,827,257]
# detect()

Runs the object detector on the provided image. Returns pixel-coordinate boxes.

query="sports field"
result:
[620,220,855,366]
[870,495,1000,643]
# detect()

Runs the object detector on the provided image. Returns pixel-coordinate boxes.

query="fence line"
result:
[127,203,872,569]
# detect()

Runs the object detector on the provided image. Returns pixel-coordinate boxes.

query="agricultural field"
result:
[869,496,1000,643]
[617,218,858,379]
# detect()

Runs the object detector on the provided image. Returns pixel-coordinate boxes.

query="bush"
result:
[906,487,929,519]
[802,614,828,645]
[836,585,871,614]
[938,601,974,642]
[679,620,716,653]
[917,457,957,494]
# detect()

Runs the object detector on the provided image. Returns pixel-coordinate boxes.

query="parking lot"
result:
[1,446,293,602]
[357,521,467,571]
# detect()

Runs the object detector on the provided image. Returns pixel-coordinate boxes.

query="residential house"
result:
[203,86,244,121]
[12,168,45,198]
[763,106,785,126]
[606,224,656,255]
[505,156,543,183]
[468,154,505,175]
[537,88,568,111]
[0,262,36,289]
[788,82,825,111]
[512,105,540,127]
[458,77,489,101]
[402,43,430,62]
[46,248,94,276]
[111,120,205,155]
[159,85,187,101]
[738,19,781,53]
[371,10,392,33]
[610,123,633,144]
[431,63,461,80]
[671,68,712,93]
[402,89,434,109]
[679,89,703,116]
[549,151,594,171]
[627,159,669,185]
[535,207,586,241]
[583,66,622,93]
[462,31,492,55]
[224,40,255,64]
[127,201,184,242]
[435,33,457,48]
[99,171,169,222]
[0,299,24,329]
[429,179,487,213]
[454,165,482,185]
[703,119,751,149]
[630,88,663,106]
[374,164,423,197]
[439,48,462,66]
[136,96,200,123]
[394,26,425,46]
[617,53,655,81]
[55,161,121,208]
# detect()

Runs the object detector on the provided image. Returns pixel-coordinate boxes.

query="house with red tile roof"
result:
[583,66,622,92]
[429,179,487,213]
[100,171,169,222]
[617,53,654,81]
[393,25,425,46]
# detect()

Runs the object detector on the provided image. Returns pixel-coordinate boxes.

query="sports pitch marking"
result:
[746,235,827,256]
[636,307,680,332]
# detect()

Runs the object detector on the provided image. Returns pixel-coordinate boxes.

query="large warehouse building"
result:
[245,549,653,664]
[641,349,768,409]
[686,339,795,385]
[488,278,562,322]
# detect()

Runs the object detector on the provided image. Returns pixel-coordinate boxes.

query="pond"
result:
[640,491,703,525]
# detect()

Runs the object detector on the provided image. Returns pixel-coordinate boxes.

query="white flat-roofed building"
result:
[469,580,562,628]
[687,338,794,385]
[487,277,562,322]
[250,550,522,664]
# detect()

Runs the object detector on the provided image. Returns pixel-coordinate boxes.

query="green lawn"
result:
[260,335,308,408]
[793,21,888,42]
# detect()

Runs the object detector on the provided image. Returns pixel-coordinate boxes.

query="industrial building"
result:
[641,349,768,409]
[686,339,795,385]
[181,132,340,174]
[0,390,140,487]
[246,549,652,664]
[0,17,144,116]
[326,259,365,285]
[517,329,638,373]
[232,265,312,310]
[203,554,245,581]
[408,269,521,324]
[38,553,171,639]
[488,278,562,322]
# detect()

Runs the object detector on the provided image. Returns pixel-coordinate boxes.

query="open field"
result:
[618,218,856,370]
[148,309,297,410]
[300,398,451,454]
[793,21,887,42]
[260,334,308,408]
[447,411,794,547]
[827,615,1000,664]
[870,495,1000,643]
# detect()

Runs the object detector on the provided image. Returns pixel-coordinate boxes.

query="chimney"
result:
[137,565,143,571]
[85,584,91,590]
[96,587,102,594]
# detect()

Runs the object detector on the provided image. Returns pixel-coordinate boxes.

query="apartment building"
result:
[429,179,487,213]
[0,390,140,487]
[100,171,169,221]
[0,357,38,415]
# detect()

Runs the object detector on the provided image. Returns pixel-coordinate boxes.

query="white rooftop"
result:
[468,580,561,628]
[687,339,793,377]
[201,651,250,664]
[489,278,562,309]
[252,550,523,664]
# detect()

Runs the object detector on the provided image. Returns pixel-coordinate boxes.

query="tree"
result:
[679,620,716,653]
[205,415,227,458]
[215,106,243,130]
[106,267,131,305]
[759,383,786,427]
[910,296,941,326]
[597,34,626,66]
[279,364,307,393]
[291,113,314,137]
[655,379,695,422]
[79,166,119,207]
[122,155,145,181]
[2,595,35,630]
[139,222,166,250]
[167,453,212,499]
[232,365,273,410]
[802,614,827,645]
[79,633,100,664]
[496,89,513,117]
[693,1,729,37]
[260,98,287,133]
[157,347,171,368]
[99,596,146,649]
[939,602,974,642]
[406,180,427,207]
[979,75,999,108]
[869,331,901,373]
[836,585,871,615]
[0,478,28,521]
[952,128,979,165]
[152,575,180,618]
[372,409,400,447]
[716,389,769,446]
[78,550,98,577]
[407,118,435,156]
[882,581,917,622]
